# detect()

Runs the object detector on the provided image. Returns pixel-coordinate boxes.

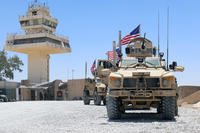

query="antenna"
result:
[167,7,169,70]
[119,30,122,52]
[158,9,160,56]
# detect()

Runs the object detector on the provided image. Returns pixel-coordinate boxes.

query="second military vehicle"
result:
[83,59,116,105]
[106,37,184,120]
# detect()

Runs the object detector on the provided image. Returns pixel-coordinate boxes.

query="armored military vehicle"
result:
[106,37,184,120]
[83,59,116,105]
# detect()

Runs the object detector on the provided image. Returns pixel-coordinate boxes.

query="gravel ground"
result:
[0,101,200,133]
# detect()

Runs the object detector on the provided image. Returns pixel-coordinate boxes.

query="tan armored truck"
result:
[83,59,116,105]
[106,37,184,120]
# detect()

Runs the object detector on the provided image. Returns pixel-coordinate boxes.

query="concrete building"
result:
[4,1,71,100]
[59,79,85,100]
[18,79,67,101]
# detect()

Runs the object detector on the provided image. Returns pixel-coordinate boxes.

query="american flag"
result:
[107,51,119,60]
[90,60,96,75]
[121,25,140,45]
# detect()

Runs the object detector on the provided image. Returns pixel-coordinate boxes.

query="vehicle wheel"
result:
[94,91,101,105]
[106,96,121,120]
[157,101,163,114]
[175,97,178,116]
[83,89,90,105]
[161,96,176,120]
[103,97,106,105]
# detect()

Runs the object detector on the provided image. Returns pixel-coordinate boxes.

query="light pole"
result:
[72,69,74,80]
[71,69,74,89]
[67,68,69,81]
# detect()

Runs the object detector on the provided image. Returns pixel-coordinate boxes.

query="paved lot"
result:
[0,101,200,133]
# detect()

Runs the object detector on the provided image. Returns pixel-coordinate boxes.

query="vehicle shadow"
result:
[90,104,105,107]
[108,113,176,123]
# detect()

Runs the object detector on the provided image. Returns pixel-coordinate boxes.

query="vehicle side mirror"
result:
[172,61,177,67]
[169,61,184,72]
[169,61,177,70]
[169,64,173,70]
[159,52,164,58]
[125,47,130,54]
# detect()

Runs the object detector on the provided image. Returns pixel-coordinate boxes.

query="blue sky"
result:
[0,0,200,86]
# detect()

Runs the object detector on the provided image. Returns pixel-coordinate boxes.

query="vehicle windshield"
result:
[145,58,161,67]
[121,58,161,68]
[121,59,138,67]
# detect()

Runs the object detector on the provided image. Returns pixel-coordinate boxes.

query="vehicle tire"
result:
[161,96,176,120]
[103,97,106,105]
[94,91,101,105]
[175,97,178,116]
[106,96,121,120]
[157,101,163,114]
[83,89,90,105]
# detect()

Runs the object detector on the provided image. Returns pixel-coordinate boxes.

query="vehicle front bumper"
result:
[107,89,177,101]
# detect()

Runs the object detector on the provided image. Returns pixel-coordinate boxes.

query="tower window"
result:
[32,11,37,16]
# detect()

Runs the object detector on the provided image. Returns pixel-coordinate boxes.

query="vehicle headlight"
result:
[162,76,174,87]
[109,76,121,87]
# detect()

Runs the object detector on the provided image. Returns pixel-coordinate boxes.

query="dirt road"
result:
[0,101,199,133]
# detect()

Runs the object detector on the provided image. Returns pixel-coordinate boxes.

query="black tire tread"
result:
[106,96,121,120]
[94,91,101,105]
[83,90,90,105]
[161,96,176,120]
[103,98,106,105]
[175,96,178,116]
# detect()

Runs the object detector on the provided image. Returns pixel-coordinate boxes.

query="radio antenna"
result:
[167,7,170,70]
[157,9,160,56]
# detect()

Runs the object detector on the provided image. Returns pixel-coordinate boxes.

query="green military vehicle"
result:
[106,37,184,120]
[83,59,116,105]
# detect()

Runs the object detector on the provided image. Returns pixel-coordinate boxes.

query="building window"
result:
[32,11,37,16]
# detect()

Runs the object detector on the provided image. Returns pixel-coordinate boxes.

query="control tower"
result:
[5,2,71,84]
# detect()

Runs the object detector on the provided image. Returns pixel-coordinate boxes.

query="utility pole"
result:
[85,62,87,79]
[67,68,69,81]
[72,69,74,80]
[71,69,74,89]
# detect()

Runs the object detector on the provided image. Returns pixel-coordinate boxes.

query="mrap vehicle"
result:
[83,59,116,105]
[106,37,184,120]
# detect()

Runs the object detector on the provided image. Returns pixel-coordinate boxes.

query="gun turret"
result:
[125,37,156,58]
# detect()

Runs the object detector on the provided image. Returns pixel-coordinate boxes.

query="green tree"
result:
[0,50,23,80]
